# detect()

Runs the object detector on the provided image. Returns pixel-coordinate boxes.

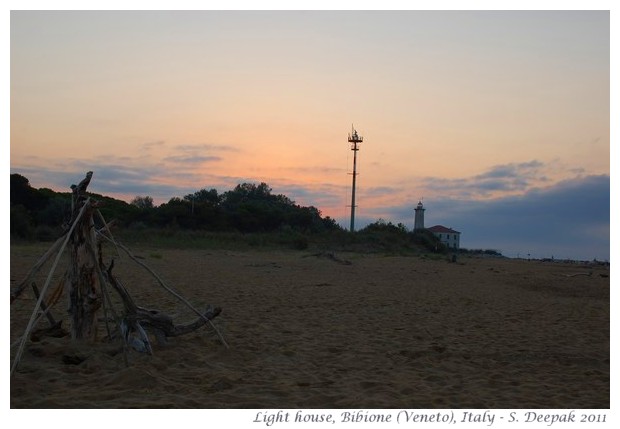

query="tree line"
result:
[10,173,342,240]
[10,173,456,255]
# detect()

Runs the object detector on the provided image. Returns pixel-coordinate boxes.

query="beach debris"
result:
[10,171,226,376]
[106,259,222,348]
[554,271,593,278]
[29,321,68,342]
[305,251,352,265]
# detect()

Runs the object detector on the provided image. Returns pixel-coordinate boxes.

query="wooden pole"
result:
[11,197,90,375]
[67,172,102,340]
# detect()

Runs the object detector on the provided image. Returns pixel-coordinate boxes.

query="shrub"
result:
[411,229,447,253]
[10,204,33,239]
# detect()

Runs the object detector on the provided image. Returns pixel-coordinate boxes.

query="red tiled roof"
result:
[428,225,460,234]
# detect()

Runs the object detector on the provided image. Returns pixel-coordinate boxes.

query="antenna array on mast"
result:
[348,126,363,232]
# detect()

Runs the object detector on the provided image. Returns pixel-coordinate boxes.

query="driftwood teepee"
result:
[11,171,226,375]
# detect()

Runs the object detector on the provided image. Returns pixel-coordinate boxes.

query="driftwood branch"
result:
[97,234,229,348]
[554,271,593,278]
[95,208,227,347]
[305,251,352,265]
[11,235,66,303]
[105,261,222,344]
[31,282,57,327]
[95,209,120,258]
[136,306,222,338]
[71,171,93,202]
[11,197,91,376]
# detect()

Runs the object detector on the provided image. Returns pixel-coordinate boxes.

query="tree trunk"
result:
[67,172,102,340]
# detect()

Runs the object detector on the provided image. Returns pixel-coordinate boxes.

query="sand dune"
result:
[10,244,610,408]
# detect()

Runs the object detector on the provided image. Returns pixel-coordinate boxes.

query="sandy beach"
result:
[10,243,610,409]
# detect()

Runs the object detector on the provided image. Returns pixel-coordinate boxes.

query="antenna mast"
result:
[348,125,363,232]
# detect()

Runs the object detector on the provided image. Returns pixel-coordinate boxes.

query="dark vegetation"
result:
[10,173,459,255]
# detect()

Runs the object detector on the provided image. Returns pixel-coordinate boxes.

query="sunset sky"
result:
[8,7,611,260]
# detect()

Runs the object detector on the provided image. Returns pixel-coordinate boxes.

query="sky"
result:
[7,5,612,261]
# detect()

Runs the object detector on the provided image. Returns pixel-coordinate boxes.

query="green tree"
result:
[184,188,220,206]
[221,183,282,232]
[131,195,154,210]
[37,197,71,227]
[10,173,48,210]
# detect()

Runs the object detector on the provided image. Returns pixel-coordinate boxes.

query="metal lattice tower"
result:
[348,125,363,232]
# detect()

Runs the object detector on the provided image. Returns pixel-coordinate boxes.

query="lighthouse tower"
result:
[414,201,425,231]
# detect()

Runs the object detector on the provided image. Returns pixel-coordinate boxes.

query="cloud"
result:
[13,156,344,209]
[271,182,349,212]
[9,142,246,202]
[141,140,166,150]
[274,166,347,175]
[362,186,401,197]
[475,160,543,179]
[156,143,238,166]
[174,144,238,153]
[420,160,549,198]
[12,161,186,200]
[164,155,222,164]
[374,174,610,261]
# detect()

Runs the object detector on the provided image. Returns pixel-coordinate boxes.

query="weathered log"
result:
[71,171,93,205]
[105,260,221,347]
[67,173,102,340]
[137,305,222,338]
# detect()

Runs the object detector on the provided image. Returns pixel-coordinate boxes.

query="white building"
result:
[427,225,461,250]
[413,202,462,250]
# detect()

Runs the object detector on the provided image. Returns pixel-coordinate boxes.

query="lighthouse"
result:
[414,201,425,231]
